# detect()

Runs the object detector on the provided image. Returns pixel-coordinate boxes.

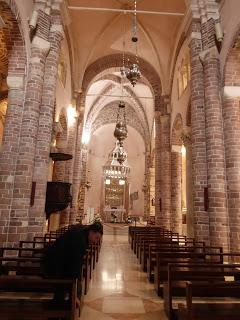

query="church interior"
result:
[1,0,240,319]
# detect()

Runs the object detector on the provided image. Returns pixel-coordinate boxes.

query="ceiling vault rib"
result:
[68,6,185,16]
[86,93,153,100]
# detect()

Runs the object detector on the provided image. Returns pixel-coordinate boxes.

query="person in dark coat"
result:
[42,222,103,307]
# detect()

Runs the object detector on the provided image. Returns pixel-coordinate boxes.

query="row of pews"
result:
[129,226,240,320]
[0,224,101,320]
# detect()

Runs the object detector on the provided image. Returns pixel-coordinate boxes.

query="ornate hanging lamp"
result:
[114,101,128,146]
[113,101,128,165]
[125,0,141,87]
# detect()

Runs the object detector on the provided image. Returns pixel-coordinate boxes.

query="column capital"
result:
[31,36,51,54]
[7,75,24,90]
[34,0,47,11]
[154,110,161,119]
[223,86,240,98]
[199,45,219,63]
[52,0,63,11]
[181,126,192,146]
[50,24,64,37]
[171,145,182,153]
[160,114,170,124]
[186,0,220,23]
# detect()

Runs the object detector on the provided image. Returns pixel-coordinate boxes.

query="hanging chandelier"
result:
[113,140,128,165]
[114,101,128,146]
[113,101,128,165]
[126,63,141,87]
[125,0,141,87]
[103,141,130,178]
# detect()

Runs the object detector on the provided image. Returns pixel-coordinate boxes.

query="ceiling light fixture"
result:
[125,0,141,87]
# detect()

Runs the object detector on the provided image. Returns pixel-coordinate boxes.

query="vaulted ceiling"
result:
[67,0,187,92]
[66,0,187,150]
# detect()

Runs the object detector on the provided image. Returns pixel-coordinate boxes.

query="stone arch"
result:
[91,101,147,145]
[0,1,26,83]
[85,78,150,139]
[81,54,162,112]
[0,1,27,143]
[171,113,183,146]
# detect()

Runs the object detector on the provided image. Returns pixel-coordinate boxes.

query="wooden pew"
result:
[153,250,224,295]
[136,234,189,260]
[0,275,81,320]
[178,281,240,320]
[142,240,205,272]
[129,226,164,250]
[164,262,240,320]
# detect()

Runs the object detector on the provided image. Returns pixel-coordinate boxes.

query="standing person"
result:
[42,222,103,307]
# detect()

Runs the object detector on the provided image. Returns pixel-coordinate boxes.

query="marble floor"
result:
[80,224,167,320]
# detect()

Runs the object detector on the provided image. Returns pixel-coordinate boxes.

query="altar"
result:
[104,207,126,223]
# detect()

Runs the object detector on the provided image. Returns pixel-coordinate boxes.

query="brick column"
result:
[182,131,194,238]
[189,20,209,243]
[144,150,151,216]
[69,115,84,225]
[159,114,171,229]
[200,22,229,249]
[59,114,78,227]
[171,145,182,233]
[0,76,25,243]
[155,111,161,225]
[223,86,240,252]
[2,9,51,245]
[77,148,88,222]
[28,11,64,237]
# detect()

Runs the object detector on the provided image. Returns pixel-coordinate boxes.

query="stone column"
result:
[28,9,64,237]
[171,145,182,233]
[189,20,209,243]
[200,21,229,249]
[3,8,51,245]
[159,114,171,229]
